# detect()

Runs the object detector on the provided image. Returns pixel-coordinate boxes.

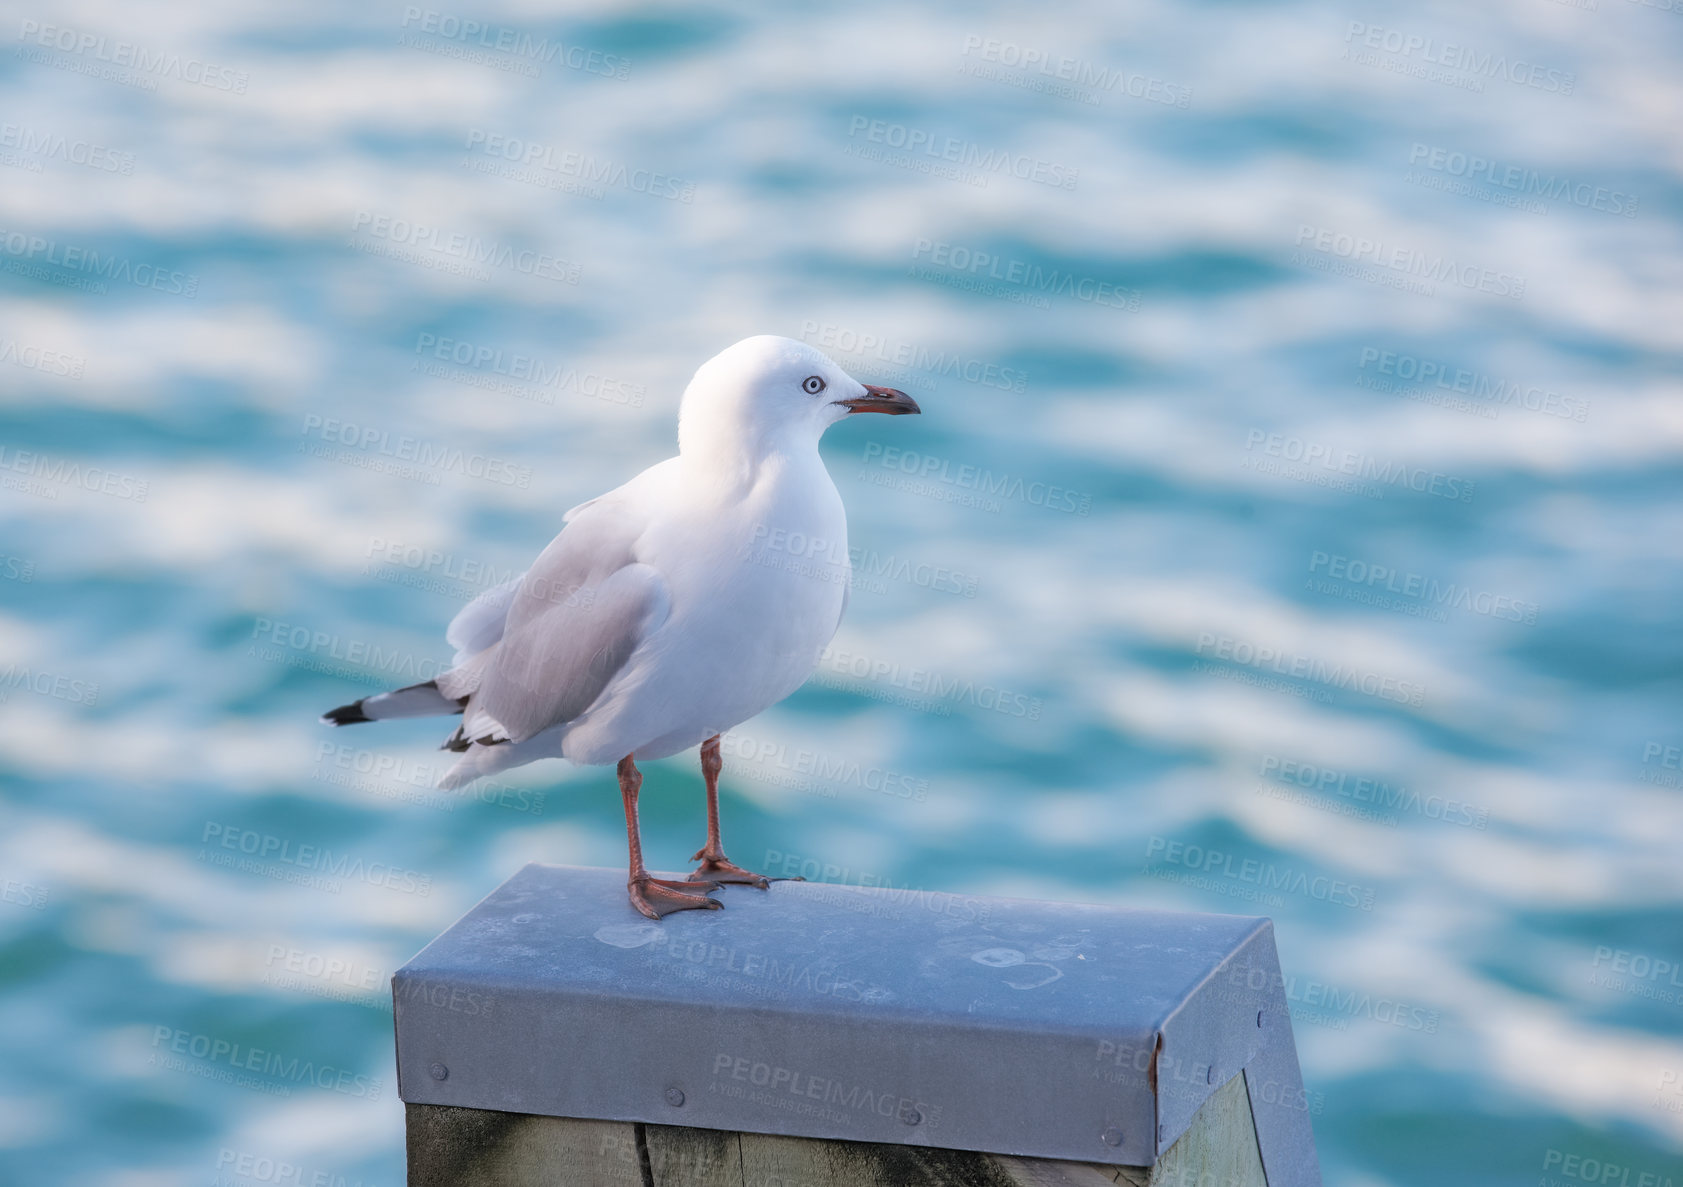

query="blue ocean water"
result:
[2,2,1681,1184]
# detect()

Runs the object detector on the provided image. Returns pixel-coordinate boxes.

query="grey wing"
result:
[445,573,524,662]
[442,486,619,665]
[469,509,669,744]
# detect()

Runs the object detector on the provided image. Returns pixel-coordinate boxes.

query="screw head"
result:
[664,1087,685,1107]
[429,1063,448,1081]
[1101,1127,1123,1147]
[899,1107,922,1126]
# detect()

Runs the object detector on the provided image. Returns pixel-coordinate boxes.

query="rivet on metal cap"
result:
[429,1063,449,1081]
[899,1108,922,1126]
[664,1087,685,1107]
[1101,1127,1123,1147]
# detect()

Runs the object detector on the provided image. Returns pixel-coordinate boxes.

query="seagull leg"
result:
[620,755,721,919]
[688,736,798,889]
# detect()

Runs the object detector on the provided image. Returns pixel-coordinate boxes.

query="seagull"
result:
[321,335,920,918]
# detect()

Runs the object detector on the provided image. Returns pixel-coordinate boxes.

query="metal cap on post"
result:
[394,864,1322,1186]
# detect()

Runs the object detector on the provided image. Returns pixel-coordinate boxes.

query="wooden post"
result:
[394,865,1320,1186]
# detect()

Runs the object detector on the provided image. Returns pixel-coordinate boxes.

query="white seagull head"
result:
[678,335,919,464]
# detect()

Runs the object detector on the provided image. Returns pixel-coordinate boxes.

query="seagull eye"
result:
[802,375,826,395]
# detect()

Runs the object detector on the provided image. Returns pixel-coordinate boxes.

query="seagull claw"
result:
[689,852,797,890]
[628,875,722,919]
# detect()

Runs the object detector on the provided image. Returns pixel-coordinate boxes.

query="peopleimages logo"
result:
[16,19,250,93]
[911,237,1141,310]
[1224,966,1441,1034]
[0,122,134,173]
[817,645,1042,720]
[1144,836,1378,910]
[399,7,629,78]
[0,663,100,706]
[845,116,1078,189]
[0,337,85,379]
[151,1026,381,1098]
[463,130,695,202]
[1243,429,1475,503]
[412,332,643,406]
[744,524,980,598]
[1259,755,1489,829]
[0,445,148,501]
[299,414,532,488]
[1356,346,1588,422]
[0,226,199,297]
[264,945,385,997]
[958,34,1192,108]
[1294,224,1525,299]
[722,733,930,802]
[1407,144,1637,217]
[1541,1147,1677,1187]
[1309,550,1539,624]
[213,1148,382,1187]
[249,618,443,686]
[365,536,520,593]
[1590,946,1683,997]
[200,822,432,896]
[861,443,1091,515]
[352,212,581,283]
[1342,22,1575,94]
[711,1053,940,1132]
[1195,632,1426,707]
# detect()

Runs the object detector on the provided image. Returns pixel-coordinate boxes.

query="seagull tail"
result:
[319,679,465,727]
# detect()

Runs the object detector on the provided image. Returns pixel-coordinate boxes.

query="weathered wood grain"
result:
[646,1123,745,1187]
[405,1105,644,1186]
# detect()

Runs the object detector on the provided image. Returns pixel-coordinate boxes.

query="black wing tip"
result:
[321,701,371,726]
[440,724,509,752]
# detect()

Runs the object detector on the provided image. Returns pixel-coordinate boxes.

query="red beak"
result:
[836,385,921,416]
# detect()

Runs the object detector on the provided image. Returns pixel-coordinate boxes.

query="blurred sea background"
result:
[2,1,1682,1184]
